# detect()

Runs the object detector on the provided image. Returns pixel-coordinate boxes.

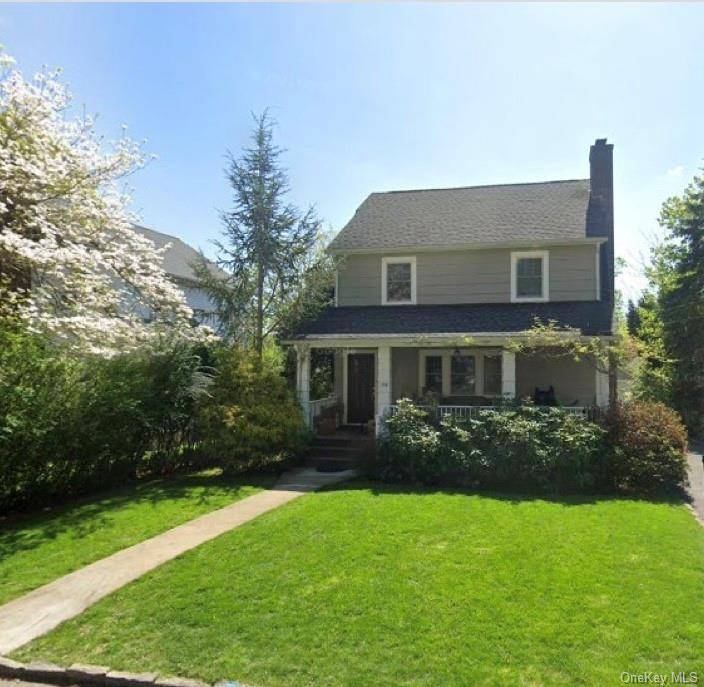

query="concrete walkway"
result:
[0,468,356,655]
[686,439,704,524]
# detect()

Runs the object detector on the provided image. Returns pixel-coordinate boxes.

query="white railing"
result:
[382,404,594,422]
[304,395,340,428]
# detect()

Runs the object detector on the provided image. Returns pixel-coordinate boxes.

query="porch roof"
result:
[291,301,613,339]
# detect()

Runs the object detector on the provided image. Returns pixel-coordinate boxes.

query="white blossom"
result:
[0,50,209,354]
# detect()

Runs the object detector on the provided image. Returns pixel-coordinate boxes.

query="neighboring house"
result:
[290,139,615,432]
[132,225,221,329]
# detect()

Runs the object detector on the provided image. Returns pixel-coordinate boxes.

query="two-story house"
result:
[291,139,615,433]
[132,224,222,330]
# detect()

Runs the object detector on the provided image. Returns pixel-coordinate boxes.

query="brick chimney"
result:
[587,138,614,302]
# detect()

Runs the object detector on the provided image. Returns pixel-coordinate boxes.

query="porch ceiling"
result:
[291,301,613,340]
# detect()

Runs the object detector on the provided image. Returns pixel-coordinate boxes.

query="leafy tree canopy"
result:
[637,170,704,432]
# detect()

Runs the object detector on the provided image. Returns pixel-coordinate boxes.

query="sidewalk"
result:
[0,468,356,655]
[686,439,704,524]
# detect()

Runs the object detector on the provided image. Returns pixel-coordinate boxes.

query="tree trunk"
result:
[608,349,618,410]
[256,258,264,361]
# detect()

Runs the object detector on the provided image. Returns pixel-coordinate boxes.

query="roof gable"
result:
[132,225,223,282]
[329,179,591,252]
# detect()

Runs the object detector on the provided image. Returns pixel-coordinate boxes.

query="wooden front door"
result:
[347,354,375,424]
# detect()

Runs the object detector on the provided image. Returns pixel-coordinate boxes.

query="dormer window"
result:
[511,250,549,302]
[382,256,416,305]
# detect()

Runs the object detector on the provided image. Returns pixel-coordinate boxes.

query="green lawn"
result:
[0,470,272,605]
[14,482,704,686]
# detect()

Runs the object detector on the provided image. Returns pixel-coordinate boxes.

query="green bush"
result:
[376,399,606,493]
[604,400,688,494]
[197,346,309,472]
[0,323,211,511]
[0,324,83,508]
[0,321,309,511]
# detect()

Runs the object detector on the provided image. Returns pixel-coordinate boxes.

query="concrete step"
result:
[312,435,353,448]
[308,445,361,460]
[337,424,373,435]
[305,455,361,472]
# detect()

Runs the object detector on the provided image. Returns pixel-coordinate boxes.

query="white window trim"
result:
[481,352,504,398]
[417,349,503,398]
[418,350,445,396]
[382,256,417,305]
[510,250,549,303]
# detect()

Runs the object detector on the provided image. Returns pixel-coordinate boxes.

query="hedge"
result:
[0,324,308,512]
[376,398,689,495]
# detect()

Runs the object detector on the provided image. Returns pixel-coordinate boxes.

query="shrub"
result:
[376,401,440,483]
[603,400,688,494]
[0,324,84,509]
[196,345,309,472]
[0,322,211,511]
[0,321,309,511]
[377,400,606,493]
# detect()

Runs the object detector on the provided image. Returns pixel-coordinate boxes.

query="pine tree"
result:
[196,112,333,358]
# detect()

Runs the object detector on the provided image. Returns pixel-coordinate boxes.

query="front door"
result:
[347,354,375,424]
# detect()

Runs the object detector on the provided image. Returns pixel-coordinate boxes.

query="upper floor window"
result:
[382,256,416,305]
[511,250,549,302]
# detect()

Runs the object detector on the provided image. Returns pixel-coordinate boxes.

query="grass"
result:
[14,481,704,686]
[0,469,273,605]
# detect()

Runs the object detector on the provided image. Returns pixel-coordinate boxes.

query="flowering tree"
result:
[0,50,199,353]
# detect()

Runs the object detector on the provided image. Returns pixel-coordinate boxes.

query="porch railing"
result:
[304,394,340,428]
[382,404,597,422]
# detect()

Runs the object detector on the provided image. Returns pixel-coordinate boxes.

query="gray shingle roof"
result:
[293,301,613,338]
[132,225,222,282]
[329,179,591,252]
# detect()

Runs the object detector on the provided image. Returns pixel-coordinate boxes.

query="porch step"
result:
[306,429,374,472]
[308,445,360,459]
[306,455,360,472]
[337,424,375,436]
[312,436,353,448]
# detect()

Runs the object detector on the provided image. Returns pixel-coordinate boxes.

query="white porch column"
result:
[296,345,311,426]
[501,349,516,399]
[376,345,392,436]
[595,365,610,407]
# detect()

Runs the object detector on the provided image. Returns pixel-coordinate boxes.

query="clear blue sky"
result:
[2,3,703,300]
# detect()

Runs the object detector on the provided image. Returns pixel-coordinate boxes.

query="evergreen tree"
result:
[195,112,335,358]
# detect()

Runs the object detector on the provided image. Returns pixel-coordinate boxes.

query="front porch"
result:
[295,339,610,435]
